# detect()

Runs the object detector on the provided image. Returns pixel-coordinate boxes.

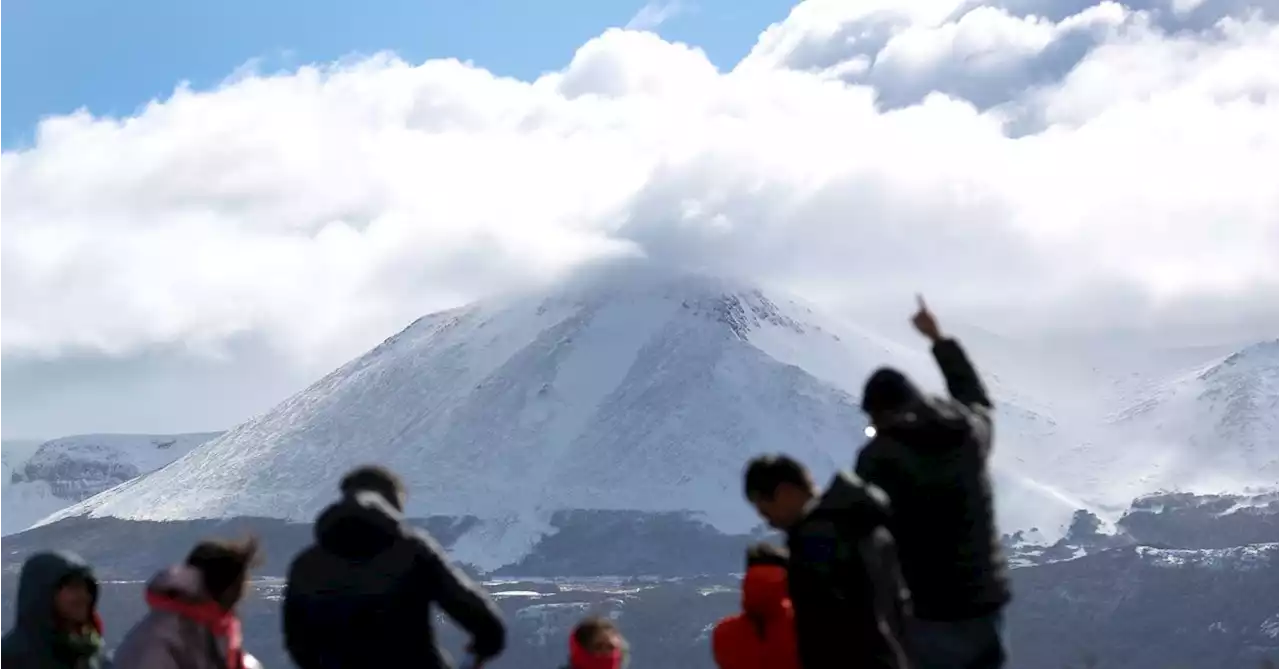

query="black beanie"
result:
[861,367,922,414]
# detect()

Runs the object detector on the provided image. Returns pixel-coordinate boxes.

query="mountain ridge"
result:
[36,269,1087,570]
[2,432,222,535]
[29,267,1278,572]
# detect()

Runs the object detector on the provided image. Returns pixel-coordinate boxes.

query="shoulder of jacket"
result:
[791,518,844,565]
[404,525,450,558]
[150,609,205,634]
[287,544,321,570]
[796,514,841,538]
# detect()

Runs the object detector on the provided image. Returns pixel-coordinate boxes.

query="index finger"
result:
[916,294,928,311]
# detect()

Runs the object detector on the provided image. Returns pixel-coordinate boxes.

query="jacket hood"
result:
[814,471,892,529]
[315,490,402,559]
[14,551,99,638]
[741,565,789,617]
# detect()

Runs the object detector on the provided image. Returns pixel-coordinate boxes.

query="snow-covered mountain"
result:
[38,266,1088,568]
[941,332,1279,516]
[3,432,221,535]
[1107,340,1278,493]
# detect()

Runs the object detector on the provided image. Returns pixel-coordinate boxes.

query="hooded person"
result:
[562,616,627,669]
[744,454,911,669]
[711,542,798,669]
[1,551,108,669]
[855,297,1009,669]
[283,465,506,669]
[112,537,263,669]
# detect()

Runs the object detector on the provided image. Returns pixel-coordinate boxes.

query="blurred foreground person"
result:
[113,537,264,669]
[745,454,910,669]
[563,616,628,669]
[711,542,798,669]
[2,550,109,669]
[283,465,505,669]
[857,297,1009,669]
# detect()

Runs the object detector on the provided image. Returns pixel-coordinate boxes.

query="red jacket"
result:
[712,565,799,669]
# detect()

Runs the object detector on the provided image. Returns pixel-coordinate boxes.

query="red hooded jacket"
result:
[711,565,799,669]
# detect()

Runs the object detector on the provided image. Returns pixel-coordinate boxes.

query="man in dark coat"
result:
[744,454,910,669]
[2,550,108,669]
[855,296,1010,669]
[283,465,506,669]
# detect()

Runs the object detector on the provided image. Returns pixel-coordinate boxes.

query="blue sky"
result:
[2,0,795,149]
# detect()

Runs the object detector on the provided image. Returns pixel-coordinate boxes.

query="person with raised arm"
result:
[856,296,1009,669]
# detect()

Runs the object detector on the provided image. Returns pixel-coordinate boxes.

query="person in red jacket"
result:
[712,542,799,669]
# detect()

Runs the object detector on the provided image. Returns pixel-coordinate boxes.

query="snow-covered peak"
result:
[3,432,220,535]
[38,269,1084,567]
[1199,339,1278,379]
[16,432,221,493]
[1101,340,1278,499]
[1126,489,1279,516]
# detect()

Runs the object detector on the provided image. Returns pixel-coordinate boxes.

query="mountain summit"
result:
[42,267,1084,567]
[1104,339,1279,497]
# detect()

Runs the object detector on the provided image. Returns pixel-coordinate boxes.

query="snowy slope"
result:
[3,433,221,535]
[1094,340,1279,503]
[924,330,1279,515]
[39,266,1083,567]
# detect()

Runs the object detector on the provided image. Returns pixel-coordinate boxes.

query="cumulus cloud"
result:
[3,0,1276,369]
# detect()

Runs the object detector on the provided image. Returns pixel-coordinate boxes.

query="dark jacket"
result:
[785,472,910,669]
[283,491,506,669]
[2,551,109,669]
[855,338,1010,621]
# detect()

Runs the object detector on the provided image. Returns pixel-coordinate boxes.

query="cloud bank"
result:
[3,0,1276,368]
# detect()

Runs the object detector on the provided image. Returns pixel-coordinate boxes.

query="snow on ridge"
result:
[4,432,221,536]
[44,272,859,534]
[31,267,1259,571]
[1125,489,1279,516]
[1262,614,1279,639]
[1135,542,1278,570]
[490,590,551,599]
[1072,337,1279,509]
[18,432,222,488]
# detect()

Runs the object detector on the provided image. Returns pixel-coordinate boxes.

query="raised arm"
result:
[931,338,992,410]
[911,295,992,410]
[411,530,507,662]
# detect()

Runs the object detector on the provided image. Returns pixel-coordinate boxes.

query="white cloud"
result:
[625,1,687,32]
[2,0,1276,370]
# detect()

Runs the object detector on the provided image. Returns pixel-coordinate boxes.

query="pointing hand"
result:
[911,294,943,342]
